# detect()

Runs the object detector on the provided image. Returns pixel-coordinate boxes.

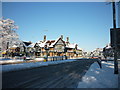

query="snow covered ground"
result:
[2,59,77,73]
[0,57,24,64]
[0,59,24,64]
[77,61,118,88]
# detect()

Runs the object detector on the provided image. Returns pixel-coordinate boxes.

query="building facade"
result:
[2,35,83,58]
[34,35,83,58]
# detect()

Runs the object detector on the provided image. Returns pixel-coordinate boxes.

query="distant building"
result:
[8,45,20,53]
[91,48,104,58]
[103,44,114,59]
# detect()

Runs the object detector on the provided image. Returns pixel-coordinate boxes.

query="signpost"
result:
[110,2,118,74]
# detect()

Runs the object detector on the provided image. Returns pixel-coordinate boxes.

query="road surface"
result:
[2,59,94,88]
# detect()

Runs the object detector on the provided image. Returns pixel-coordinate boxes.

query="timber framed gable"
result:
[53,38,66,47]
[53,38,66,53]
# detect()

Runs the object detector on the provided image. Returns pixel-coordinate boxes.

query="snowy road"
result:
[2,60,94,88]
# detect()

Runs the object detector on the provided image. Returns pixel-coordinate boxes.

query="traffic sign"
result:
[110,28,120,49]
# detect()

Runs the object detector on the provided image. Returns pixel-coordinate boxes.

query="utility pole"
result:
[112,2,118,74]
[113,2,116,28]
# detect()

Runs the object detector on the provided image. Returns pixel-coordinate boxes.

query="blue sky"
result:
[2,2,114,52]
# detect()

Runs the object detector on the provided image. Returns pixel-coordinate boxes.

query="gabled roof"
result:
[23,41,32,47]
[35,37,66,48]
[49,37,65,47]
[49,38,60,47]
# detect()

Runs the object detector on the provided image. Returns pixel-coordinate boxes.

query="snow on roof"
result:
[22,40,30,42]
[66,43,77,49]
[106,45,112,49]
[49,37,61,47]
[8,44,19,49]
[77,46,83,50]
[37,40,43,44]
[38,41,47,47]
[93,48,103,52]
[35,37,82,50]
[27,43,35,48]
[11,45,18,48]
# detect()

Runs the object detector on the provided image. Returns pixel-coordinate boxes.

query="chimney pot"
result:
[43,35,46,42]
[66,37,69,42]
[61,35,63,39]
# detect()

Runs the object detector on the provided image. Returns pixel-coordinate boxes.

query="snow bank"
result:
[34,57,44,61]
[77,61,118,88]
[0,59,24,64]
[106,57,114,60]
[2,59,76,73]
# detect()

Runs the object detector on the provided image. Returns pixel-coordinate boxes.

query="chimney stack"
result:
[61,35,63,39]
[66,37,69,42]
[43,35,46,42]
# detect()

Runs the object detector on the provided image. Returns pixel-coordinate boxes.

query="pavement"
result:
[118,60,120,88]
[77,61,118,88]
